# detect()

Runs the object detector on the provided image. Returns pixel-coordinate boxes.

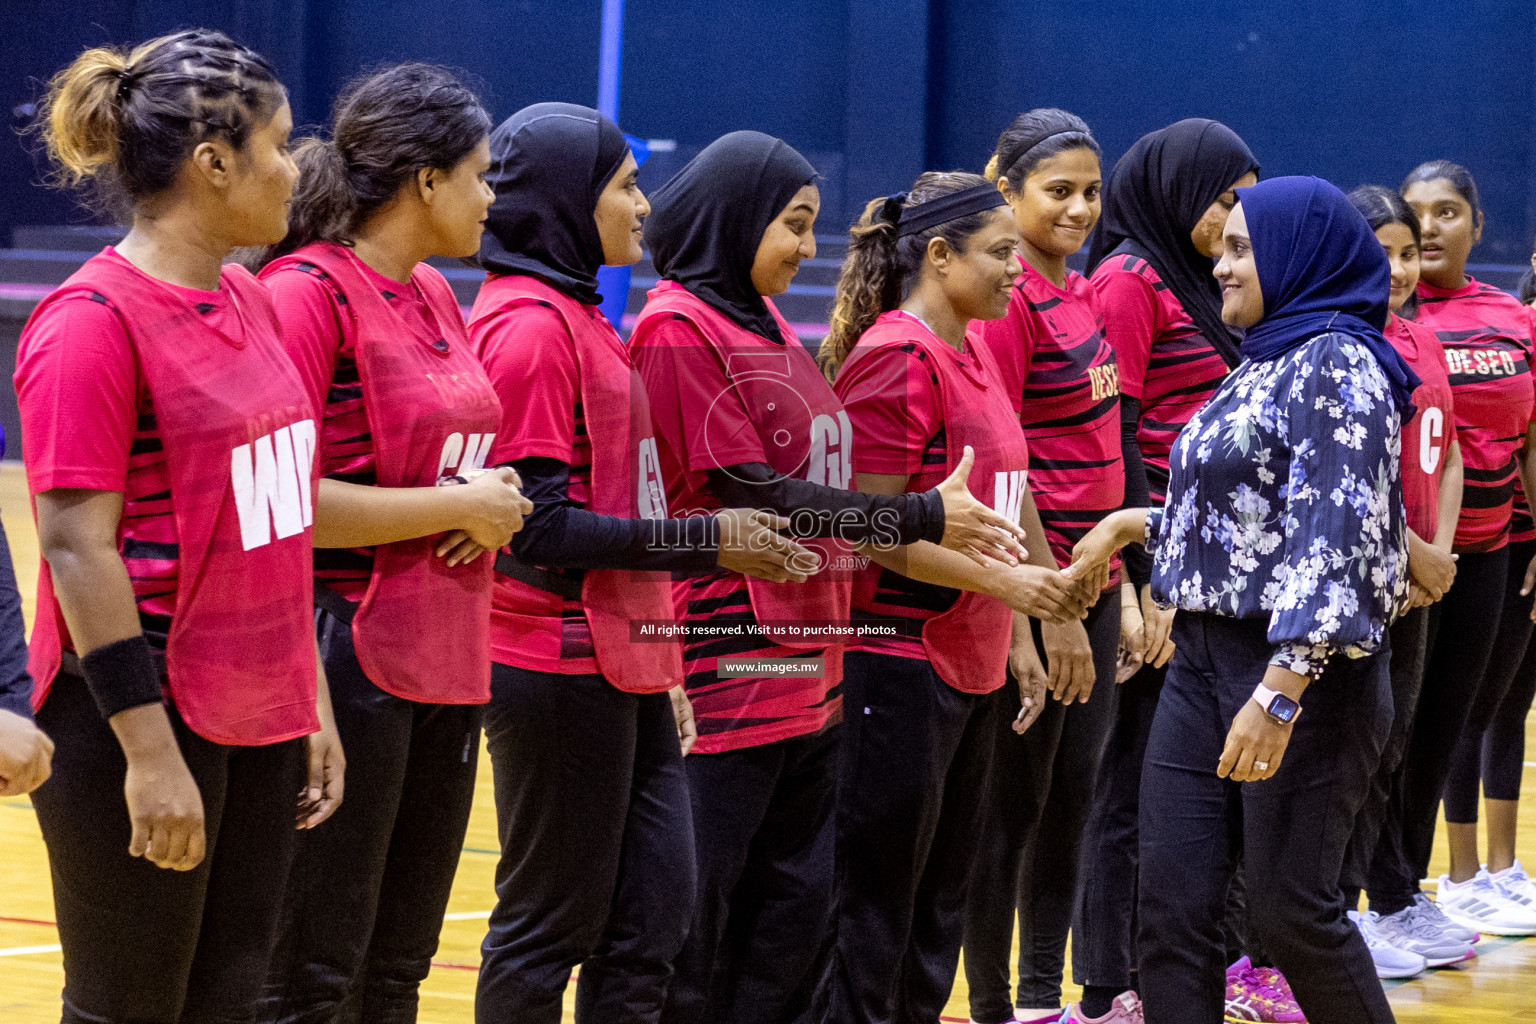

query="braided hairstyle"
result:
[819,171,993,379]
[39,29,285,218]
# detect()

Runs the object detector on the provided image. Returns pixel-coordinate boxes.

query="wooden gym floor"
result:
[1,462,1533,1022]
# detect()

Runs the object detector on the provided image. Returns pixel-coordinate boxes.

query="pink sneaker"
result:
[1249,965,1301,1010]
[1059,991,1144,1023]
[1224,957,1307,1022]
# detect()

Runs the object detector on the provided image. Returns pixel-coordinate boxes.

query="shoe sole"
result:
[1442,917,1536,936]
[1373,962,1426,980]
[1439,904,1536,936]
[1425,946,1477,968]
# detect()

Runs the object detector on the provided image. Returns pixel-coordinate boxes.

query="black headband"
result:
[895,183,1007,237]
[997,128,1080,179]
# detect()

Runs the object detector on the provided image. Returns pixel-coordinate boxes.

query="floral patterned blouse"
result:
[1144,331,1411,678]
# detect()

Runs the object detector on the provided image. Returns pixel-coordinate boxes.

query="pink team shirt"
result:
[835,323,956,662]
[1414,277,1535,551]
[974,264,1122,584]
[633,312,840,751]
[17,275,235,648]
[475,297,602,675]
[264,254,446,600]
[1090,253,1230,506]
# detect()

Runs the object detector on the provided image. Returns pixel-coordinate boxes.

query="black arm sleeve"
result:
[705,463,946,545]
[507,457,720,573]
[0,520,34,719]
[1119,395,1152,589]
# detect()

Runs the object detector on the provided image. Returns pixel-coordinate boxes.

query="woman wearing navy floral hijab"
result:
[1069,177,1413,1024]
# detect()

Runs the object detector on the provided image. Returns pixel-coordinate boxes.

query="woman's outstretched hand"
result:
[715,509,817,583]
[934,446,1030,567]
[1064,509,1149,591]
[434,467,535,566]
[990,564,1089,623]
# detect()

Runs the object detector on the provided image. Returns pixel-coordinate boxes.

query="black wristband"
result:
[79,635,164,720]
[916,487,947,545]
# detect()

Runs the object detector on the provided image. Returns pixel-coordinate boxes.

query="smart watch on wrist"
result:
[1251,682,1301,726]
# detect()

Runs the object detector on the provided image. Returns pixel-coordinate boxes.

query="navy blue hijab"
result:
[1236,176,1420,413]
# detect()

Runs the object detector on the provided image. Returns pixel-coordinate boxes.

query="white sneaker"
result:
[1348,909,1427,978]
[1488,859,1536,912]
[1372,901,1476,967]
[1406,892,1479,944]
[1436,871,1536,936]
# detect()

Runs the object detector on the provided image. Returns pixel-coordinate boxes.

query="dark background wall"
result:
[4,0,1535,260]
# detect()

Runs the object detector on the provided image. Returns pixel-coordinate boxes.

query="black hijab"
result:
[478,102,630,305]
[644,130,817,344]
[1087,118,1259,368]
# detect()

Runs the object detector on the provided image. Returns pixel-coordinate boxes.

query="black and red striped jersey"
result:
[1091,253,1230,506]
[1414,277,1535,552]
[973,264,1123,582]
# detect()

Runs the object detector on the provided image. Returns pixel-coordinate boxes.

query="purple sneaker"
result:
[1224,956,1307,1023]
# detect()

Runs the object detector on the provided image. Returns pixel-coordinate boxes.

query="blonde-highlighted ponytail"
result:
[819,171,995,381]
[34,30,285,217]
[820,197,900,379]
[41,46,131,186]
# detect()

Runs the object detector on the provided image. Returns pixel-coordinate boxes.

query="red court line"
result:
[428,960,482,972]
[3,912,960,1008]
[0,915,57,928]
